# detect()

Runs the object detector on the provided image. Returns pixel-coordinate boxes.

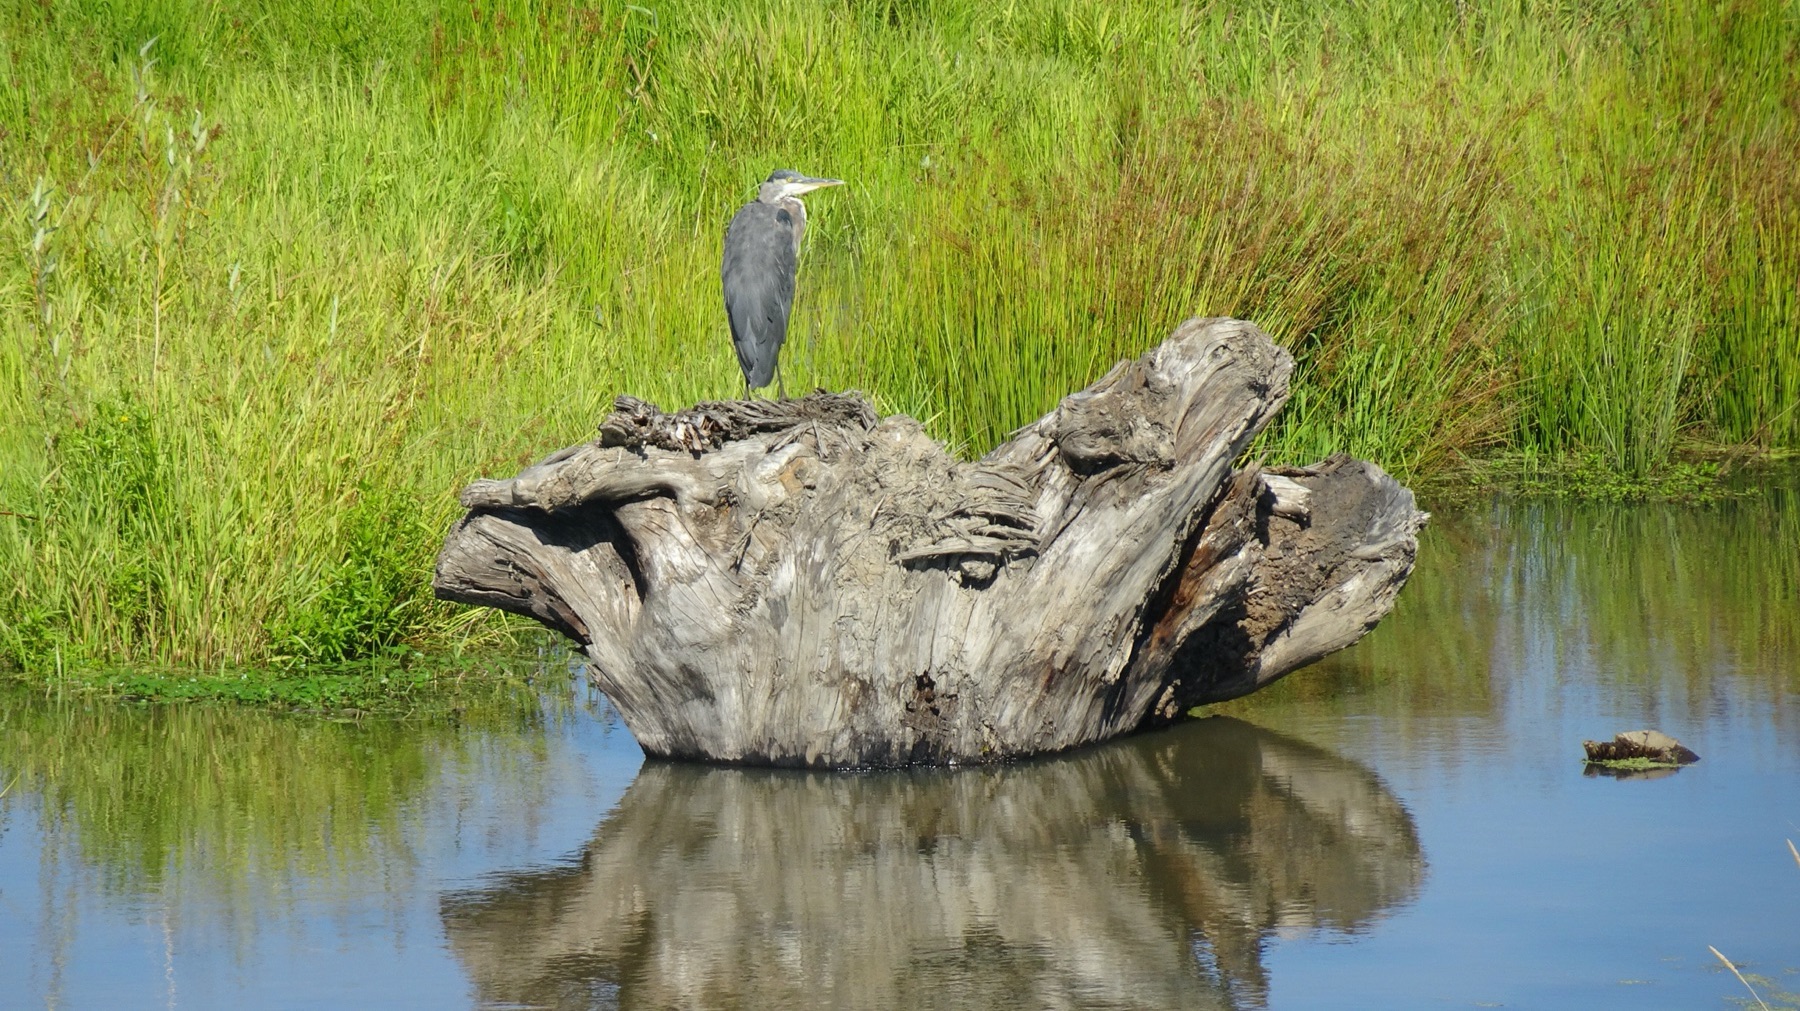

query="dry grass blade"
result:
[1788,839,1799,872]
[1710,945,1772,1011]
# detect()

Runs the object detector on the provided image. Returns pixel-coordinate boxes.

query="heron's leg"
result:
[776,363,787,401]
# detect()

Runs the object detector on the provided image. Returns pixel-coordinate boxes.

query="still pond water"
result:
[3,485,1798,1009]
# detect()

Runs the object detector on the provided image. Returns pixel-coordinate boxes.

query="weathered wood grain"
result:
[434,317,1428,766]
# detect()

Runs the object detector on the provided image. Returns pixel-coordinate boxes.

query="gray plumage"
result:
[722,169,843,397]
[722,202,797,389]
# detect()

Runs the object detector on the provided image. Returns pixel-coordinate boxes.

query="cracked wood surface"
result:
[434,317,1428,766]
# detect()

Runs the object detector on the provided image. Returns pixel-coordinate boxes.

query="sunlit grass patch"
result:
[2,0,1795,673]
[4,647,546,714]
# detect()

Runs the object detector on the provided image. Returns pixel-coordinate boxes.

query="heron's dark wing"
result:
[721,203,798,389]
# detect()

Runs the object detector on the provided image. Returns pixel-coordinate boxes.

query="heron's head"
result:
[758,169,845,204]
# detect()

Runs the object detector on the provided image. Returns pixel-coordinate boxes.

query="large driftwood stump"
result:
[435,318,1427,766]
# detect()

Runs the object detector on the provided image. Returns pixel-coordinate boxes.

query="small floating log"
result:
[434,317,1428,766]
[1583,730,1701,767]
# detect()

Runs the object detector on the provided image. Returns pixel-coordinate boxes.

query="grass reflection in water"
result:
[1230,476,1800,734]
[0,688,566,916]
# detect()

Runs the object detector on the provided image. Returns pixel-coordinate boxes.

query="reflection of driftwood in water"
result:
[435,318,1427,766]
[440,717,1423,1010]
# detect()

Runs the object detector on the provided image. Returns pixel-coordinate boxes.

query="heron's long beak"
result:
[789,176,845,195]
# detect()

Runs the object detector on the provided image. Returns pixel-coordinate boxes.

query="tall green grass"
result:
[1,0,1796,671]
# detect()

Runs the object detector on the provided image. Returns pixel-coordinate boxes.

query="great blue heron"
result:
[721,169,844,399]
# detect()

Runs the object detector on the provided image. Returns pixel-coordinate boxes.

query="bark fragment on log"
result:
[435,317,1428,766]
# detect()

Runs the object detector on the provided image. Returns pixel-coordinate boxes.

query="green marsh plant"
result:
[0,0,1794,675]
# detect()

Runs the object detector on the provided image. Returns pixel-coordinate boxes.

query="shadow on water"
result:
[440,716,1424,1011]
